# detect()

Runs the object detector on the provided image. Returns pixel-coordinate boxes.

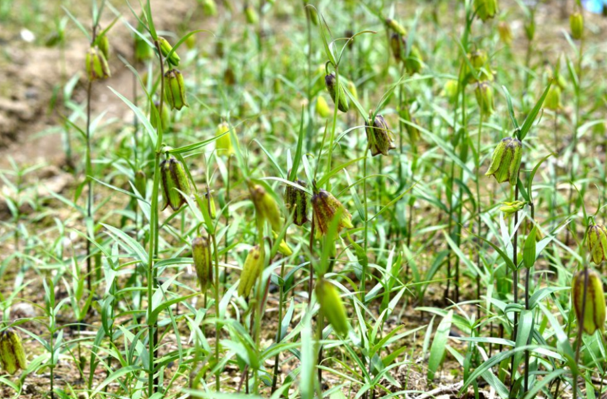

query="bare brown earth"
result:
[0,0,196,185]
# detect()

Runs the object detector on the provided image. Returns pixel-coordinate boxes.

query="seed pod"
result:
[344,30,354,49]
[134,170,146,197]
[475,0,498,22]
[45,31,64,47]
[136,37,153,61]
[389,33,404,62]
[304,2,318,25]
[312,189,353,237]
[325,73,349,113]
[238,245,264,297]
[402,106,420,144]
[524,20,535,42]
[570,12,584,40]
[160,157,192,211]
[571,269,606,335]
[215,122,234,156]
[315,278,350,336]
[544,85,562,111]
[316,96,331,118]
[184,34,196,50]
[485,137,523,185]
[587,225,607,265]
[244,3,259,25]
[285,180,309,226]
[474,81,494,117]
[498,21,512,46]
[443,80,459,103]
[196,191,217,219]
[224,68,236,86]
[158,37,180,66]
[405,45,423,75]
[151,101,170,131]
[365,112,396,157]
[273,232,293,256]
[97,34,110,59]
[499,200,526,217]
[201,0,218,16]
[250,184,283,232]
[0,329,26,375]
[470,50,487,69]
[164,69,188,111]
[86,46,111,81]
[192,236,212,291]
[386,18,407,36]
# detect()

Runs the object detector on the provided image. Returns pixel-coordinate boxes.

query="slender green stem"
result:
[509,183,520,389]
[361,147,369,303]
[146,39,167,397]
[573,267,589,399]
[211,233,221,391]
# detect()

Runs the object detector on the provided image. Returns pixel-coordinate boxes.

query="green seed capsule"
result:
[192,236,212,291]
[499,200,526,216]
[250,184,283,232]
[325,73,349,113]
[587,225,607,265]
[158,37,180,66]
[285,180,309,226]
[389,33,404,62]
[303,0,318,25]
[571,269,606,335]
[474,81,495,117]
[524,20,535,41]
[544,85,562,111]
[135,37,153,61]
[215,122,234,156]
[443,80,459,103]
[498,22,512,45]
[244,4,258,25]
[97,34,110,59]
[200,0,217,16]
[475,0,498,22]
[160,157,191,211]
[0,329,26,375]
[402,106,420,144]
[485,137,523,186]
[570,12,584,40]
[312,189,353,237]
[316,278,350,336]
[386,18,407,36]
[405,45,423,75]
[316,96,331,118]
[238,245,264,298]
[366,112,396,157]
[273,232,293,256]
[164,69,188,111]
[86,46,111,81]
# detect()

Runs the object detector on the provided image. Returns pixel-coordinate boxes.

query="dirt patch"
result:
[0,0,198,169]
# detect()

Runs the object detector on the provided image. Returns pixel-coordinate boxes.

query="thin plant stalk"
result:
[211,233,221,391]
[509,182,520,388]
[572,266,589,399]
[145,39,167,397]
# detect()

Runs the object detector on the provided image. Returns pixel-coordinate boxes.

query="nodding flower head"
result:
[485,137,523,186]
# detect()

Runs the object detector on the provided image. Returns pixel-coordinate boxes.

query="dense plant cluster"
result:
[1,0,607,398]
